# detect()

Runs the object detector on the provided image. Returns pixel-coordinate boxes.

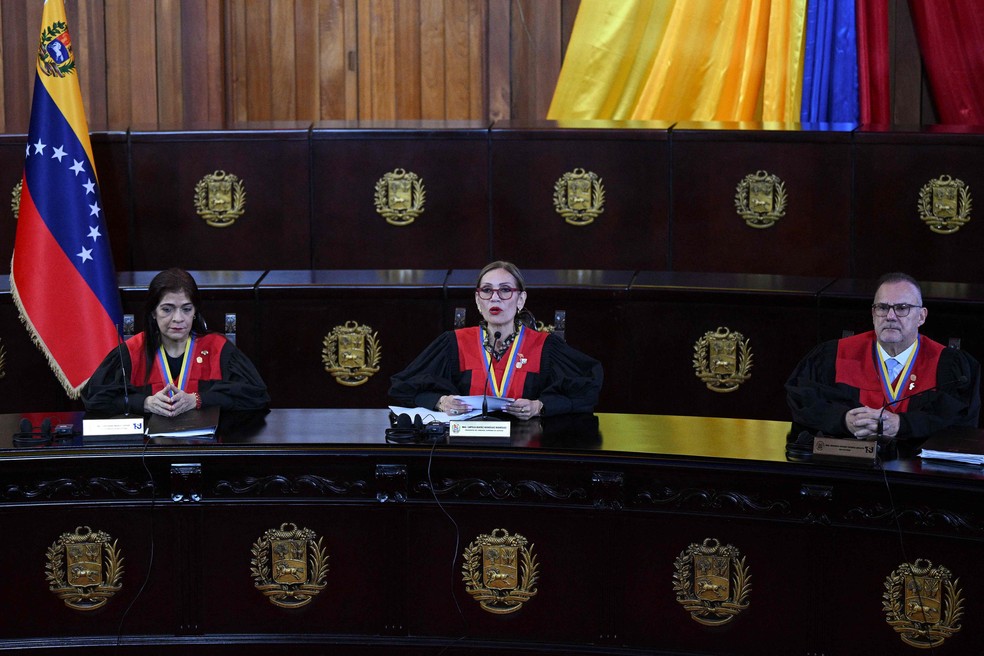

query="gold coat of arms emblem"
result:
[918,174,972,234]
[46,526,124,611]
[322,321,381,386]
[462,528,540,614]
[251,523,329,608]
[553,168,605,226]
[883,558,964,648]
[11,180,21,218]
[374,168,426,226]
[734,170,787,228]
[673,538,751,626]
[194,170,246,227]
[692,326,753,392]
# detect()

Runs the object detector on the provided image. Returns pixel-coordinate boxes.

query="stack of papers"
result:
[389,396,513,423]
[918,427,984,466]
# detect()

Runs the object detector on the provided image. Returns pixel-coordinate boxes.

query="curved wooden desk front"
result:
[0,410,981,655]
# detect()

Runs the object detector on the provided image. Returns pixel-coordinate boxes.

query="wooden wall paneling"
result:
[509,0,562,121]
[155,0,184,127]
[398,0,424,118]
[490,120,671,270]
[128,129,312,270]
[486,0,511,122]
[0,2,5,133]
[167,0,225,129]
[446,267,633,414]
[310,124,490,268]
[0,2,37,134]
[226,0,249,124]
[670,123,853,277]
[67,0,108,130]
[358,0,397,119]
[104,0,159,129]
[255,270,448,408]
[318,0,358,120]
[246,0,274,121]
[271,0,298,120]
[293,0,322,122]
[623,272,831,421]
[443,0,470,118]
[854,127,984,282]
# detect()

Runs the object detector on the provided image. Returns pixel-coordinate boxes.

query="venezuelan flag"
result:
[10,0,123,399]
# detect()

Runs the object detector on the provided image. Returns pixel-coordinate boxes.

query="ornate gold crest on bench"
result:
[734,170,786,228]
[883,558,963,648]
[918,175,972,234]
[251,523,329,608]
[46,526,124,611]
[194,170,246,228]
[553,168,605,226]
[462,528,540,614]
[374,168,425,226]
[693,326,753,392]
[322,321,381,386]
[673,538,751,626]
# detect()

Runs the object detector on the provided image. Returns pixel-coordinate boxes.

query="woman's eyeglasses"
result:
[872,303,921,317]
[477,286,518,300]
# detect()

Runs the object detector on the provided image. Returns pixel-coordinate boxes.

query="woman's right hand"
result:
[438,395,472,416]
[144,385,178,417]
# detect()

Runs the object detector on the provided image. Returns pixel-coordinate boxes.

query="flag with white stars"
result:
[10,0,123,399]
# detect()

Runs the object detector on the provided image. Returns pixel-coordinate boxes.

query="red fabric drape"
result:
[856,0,891,123]
[909,0,984,125]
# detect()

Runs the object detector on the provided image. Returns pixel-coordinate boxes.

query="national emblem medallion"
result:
[883,558,964,649]
[38,19,76,78]
[11,180,21,218]
[461,528,540,614]
[374,168,426,226]
[322,321,381,386]
[251,523,329,608]
[45,526,124,611]
[692,327,753,392]
[673,538,751,626]
[194,170,246,227]
[918,175,972,234]
[553,168,605,226]
[734,170,787,228]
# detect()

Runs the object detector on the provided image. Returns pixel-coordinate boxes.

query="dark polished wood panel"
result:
[490,121,672,270]
[129,130,312,271]
[670,123,853,277]
[310,123,490,269]
[854,126,984,282]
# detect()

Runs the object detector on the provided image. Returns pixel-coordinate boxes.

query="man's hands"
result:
[845,405,899,438]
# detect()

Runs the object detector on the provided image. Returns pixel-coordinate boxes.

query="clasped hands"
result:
[143,384,196,417]
[844,405,899,438]
[438,395,543,420]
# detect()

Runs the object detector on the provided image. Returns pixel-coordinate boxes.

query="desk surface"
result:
[3,409,981,482]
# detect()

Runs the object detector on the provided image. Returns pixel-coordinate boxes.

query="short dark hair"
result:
[875,272,923,304]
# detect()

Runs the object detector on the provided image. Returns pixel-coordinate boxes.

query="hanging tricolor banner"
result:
[10,0,123,398]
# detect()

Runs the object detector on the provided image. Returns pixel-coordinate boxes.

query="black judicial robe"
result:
[785,331,980,439]
[82,332,270,415]
[389,328,603,416]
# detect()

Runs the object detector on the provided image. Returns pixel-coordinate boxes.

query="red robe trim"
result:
[835,331,943,411]
[127,332,227,395]
[456,326,548,398]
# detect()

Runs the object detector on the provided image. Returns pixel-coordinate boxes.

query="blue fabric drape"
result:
[801,0,859,123]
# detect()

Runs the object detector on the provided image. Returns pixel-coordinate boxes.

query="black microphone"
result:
[115,324,130,416]
[480,330,500,419]
[876,375,969,437]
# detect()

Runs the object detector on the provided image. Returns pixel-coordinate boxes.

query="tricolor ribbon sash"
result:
[481,326,526,398]
[878,341,919,403]
[157,336,196,393]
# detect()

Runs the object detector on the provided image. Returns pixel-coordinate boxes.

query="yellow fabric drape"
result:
[548,0,807,123]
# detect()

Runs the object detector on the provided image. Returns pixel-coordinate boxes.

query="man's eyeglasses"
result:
[477,286,519,300]
[872,303,921,317]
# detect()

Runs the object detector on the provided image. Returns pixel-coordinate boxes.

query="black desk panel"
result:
[0,410,982,655]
